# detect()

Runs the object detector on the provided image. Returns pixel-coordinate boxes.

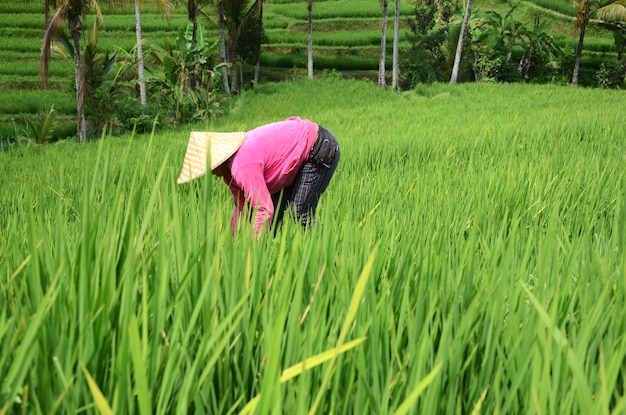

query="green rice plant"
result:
[290,17,399,33]
[0,13,44,28]
[260,51,382,70]
[267,29,386,47]
[90,13,188,32]
[1,74,626,414]
[0,74,68,88]
[529,0,577,16]
[261,12,293,30]
[0,36,48,53]
[0,60,71,78]
[577,37,620,53]
[0,50,38,62]
[0,89,75,115]
[269,0,310,4]
[0,27,43,39]
[267,0,413,20]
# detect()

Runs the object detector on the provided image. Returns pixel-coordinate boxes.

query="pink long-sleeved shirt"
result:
[223,117,319,234]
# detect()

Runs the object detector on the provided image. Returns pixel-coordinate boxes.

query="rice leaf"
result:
[281,337,367,382]
[308,244,378,415]
[393,362,443,415]
[81,366,114,415]
[128,315,152,415]
[470,386,490,415]
[239,337,367,415]
[520,283,593,414]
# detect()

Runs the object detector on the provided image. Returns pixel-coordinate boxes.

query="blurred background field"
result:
[0,0,622,142]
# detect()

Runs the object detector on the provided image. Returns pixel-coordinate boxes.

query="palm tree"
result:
[222,0,264,93]
[178,0,210,90]
[571,0,605,86]
[217,1,231,97]
[378,0,388,88]
[595,0,626,78]
[178,0,207,47]
[572,0,590,86]
[392,0,400,89]
[450,0,472,84]
[253,0,264,85]
[135,1,147,106]
[134,0,172,107]
[179,0,262,94]
[234,0,265,86]
[41,0,106,142]
[308,0,314,78]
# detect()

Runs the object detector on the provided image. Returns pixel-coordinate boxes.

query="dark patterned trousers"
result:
[271,126,340,230]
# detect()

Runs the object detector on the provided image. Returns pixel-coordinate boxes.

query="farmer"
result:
[177,116,340,235]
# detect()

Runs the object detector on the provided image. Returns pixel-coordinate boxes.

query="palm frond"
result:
[596,0,626,21]
[25,106,57,144]
[40,6,66,88]
[157,0,174,25]
[90,0,105,27]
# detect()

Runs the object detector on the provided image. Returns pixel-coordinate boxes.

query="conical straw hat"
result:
[177,131,247,184]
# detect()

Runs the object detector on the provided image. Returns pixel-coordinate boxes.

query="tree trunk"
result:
[218,1,231,97]
[188,0,199,90]
[189,0,198,48]
[450,0,472,84]
[254,2,263,86]
[307,0,313,78]
[618,37,624,61]
[230,49,239,93]
[378,0,388,88]
[436,0,443,21]
[572,20,587,87]
[391,0,400,89]
[226,23,239,93]
[70,24,86,142]
[135,0,147,107]
[254,58,260,86]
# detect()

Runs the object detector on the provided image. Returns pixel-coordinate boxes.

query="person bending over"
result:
[178,116,340,235]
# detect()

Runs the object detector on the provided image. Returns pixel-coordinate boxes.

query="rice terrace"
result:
[1,0,626,414]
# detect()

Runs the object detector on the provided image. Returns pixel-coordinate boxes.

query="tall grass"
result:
[530,0,577,16]
[0,90,75,115]
[267,30,388,47]
[268,0,413,19]
[1,79,626,414]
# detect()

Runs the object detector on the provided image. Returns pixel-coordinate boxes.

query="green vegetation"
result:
[1,79,625,413]
[0,0,623,143]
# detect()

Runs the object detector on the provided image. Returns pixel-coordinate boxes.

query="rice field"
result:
[0,0,620,141]
[1,78,625,414]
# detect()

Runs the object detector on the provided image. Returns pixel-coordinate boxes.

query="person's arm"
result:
[226,180,246,234]
[246,178,274,235]
[233,166,274,235]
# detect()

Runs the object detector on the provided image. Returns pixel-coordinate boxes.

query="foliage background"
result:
[0,0,623,143]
